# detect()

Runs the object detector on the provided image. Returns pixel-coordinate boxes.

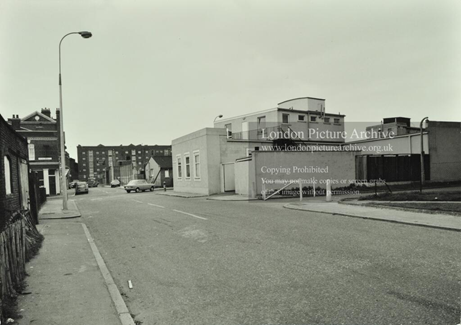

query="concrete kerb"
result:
[155,191,209,198]
[283,203,461,232]
[82,224,136,325]
[338,198,461,217]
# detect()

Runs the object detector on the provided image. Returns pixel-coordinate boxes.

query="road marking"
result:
[173,209,207,220]
[148,203,165,208]
[132,200,143,204]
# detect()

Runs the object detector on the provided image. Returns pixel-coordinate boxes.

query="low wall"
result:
[252,151,357,197]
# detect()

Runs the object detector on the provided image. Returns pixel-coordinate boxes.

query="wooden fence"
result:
[0,210,43,322]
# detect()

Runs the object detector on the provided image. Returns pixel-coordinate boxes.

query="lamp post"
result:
[59,31,92,210]
[420,116,429,193]
[214,114,223,124]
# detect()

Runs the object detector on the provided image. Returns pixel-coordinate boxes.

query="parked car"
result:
[68,181,78,189]
[87,178,99,187]
[75,181,89,195]
[110,179,121,188]
[124,180,155,193]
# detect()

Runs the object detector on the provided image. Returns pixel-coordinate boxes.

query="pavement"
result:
[154,190,209,198]
[16,197,134,325]
[284,198,461,232]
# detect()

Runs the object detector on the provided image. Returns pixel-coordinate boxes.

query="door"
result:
[223,163,235,192]
[49,169,56,195]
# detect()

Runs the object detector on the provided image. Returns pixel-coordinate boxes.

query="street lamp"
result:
[420,116,429,193]
[214,114,223,124]
[59,31,92,210]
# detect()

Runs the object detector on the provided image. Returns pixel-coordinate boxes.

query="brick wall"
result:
[0,115,28,230]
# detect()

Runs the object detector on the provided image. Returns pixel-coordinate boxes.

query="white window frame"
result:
[184,153,191,180]
[192,150,200,180]
[4,156,12,195]
[176,154,182,179]
[165,169,170,178]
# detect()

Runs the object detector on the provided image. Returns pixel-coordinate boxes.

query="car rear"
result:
[75,182,89,195]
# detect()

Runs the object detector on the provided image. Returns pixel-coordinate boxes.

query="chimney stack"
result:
[41,108,51,118]
[8,114,21,130]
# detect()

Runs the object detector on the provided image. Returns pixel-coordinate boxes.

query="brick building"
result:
[0,114,29,228]
[7,108,66,196]
[77,144,172,184]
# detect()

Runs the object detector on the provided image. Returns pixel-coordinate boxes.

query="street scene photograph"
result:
[0,0,460,324]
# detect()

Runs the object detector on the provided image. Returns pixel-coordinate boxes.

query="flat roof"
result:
[278,97,326,105]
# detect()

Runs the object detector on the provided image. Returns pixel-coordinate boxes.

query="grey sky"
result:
[1,0,460,160]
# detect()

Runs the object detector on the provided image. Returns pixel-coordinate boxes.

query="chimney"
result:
[41,108,51,118]
[9,114,21,130]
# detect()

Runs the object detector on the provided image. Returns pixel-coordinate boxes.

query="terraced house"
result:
[7,108,66,196]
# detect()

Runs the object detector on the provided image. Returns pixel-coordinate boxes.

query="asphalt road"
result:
[74,187,460,325]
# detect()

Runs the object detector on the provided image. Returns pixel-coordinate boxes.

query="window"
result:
[83,152,86,155]
[165,170,170,178]
[83,157,86,160]
[138,162,142,165]
[185,154,191,178]
[282,114,289,123]
[334,118,340,124]
[324,117,330,123]
[4,156,12,195]
[131,150,136,155]
[83,175,86,179]
[257,116,266,128]
[225,124,232,138]
[145,151,149,154]
[298,115,305,121]
[83,163,86,166]
[138,151,141,154]
[83,169,87,171]
[310,116,317,122]
[177,156,182,179]
[96,152,99,154]
[193,151,200,179]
